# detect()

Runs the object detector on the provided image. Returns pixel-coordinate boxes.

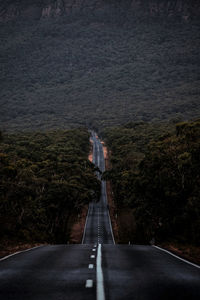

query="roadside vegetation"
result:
[0,128,100,253]
[102,120,200,254]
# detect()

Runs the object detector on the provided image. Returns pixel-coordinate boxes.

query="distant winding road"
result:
[0,133,200,300]
[82,132,114,245]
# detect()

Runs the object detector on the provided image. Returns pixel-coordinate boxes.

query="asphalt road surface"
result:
[82,132,114,245]
[0,133,200,300]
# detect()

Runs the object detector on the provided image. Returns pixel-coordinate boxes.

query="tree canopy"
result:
[103,120,200,245]
[0,128,100,244]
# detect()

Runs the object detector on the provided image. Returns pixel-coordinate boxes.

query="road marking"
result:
[92,140,96,164]
[91,255,95,259]
[85,279,93,288]
[98,207,100,245]
[104,181,115,244]
[0,246,43,262]
[153,245,200,269]
[97,144,100,167]
[88,264,94,269]
[82,203,91,244]
[96,244,105,300]
[92,249,96,252]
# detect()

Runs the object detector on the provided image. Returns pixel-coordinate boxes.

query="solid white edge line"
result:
[96,244,105,300]
[105,181,115,245]
[82,203,90,244]
[0,245,43,262]
[97,144,100,168]
[153,245,200,269]
[92,135,96,165]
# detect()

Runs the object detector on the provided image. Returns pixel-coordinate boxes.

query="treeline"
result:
[0,128,100,244]
[103,120,200,245]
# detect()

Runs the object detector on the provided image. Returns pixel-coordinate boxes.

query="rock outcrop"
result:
[0,0,199,22]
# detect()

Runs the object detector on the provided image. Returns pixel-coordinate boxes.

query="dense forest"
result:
[0,128,100,247]
[102,120,200,246]
[0,3,200,131]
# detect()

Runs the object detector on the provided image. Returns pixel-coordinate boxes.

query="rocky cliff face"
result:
[0,0,200,22]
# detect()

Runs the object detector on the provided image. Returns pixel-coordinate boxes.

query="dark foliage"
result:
[103,120,200,245]
[0,13,199,131]
[0,128,101,244]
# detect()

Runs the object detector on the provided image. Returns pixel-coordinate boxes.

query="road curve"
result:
[0,133,200,300]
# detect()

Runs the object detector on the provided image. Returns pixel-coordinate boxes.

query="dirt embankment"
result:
[159,242,200,266]
[101,141,120,243]
[88,137,93,163]
[0,242,46,259]
[69,206,88,243]
[69,137,93,243]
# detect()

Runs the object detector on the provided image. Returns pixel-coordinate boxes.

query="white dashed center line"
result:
[88,264,94,269]
[85,279,93,288]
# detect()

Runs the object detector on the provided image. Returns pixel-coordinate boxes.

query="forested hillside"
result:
[0,128,100,249]
[103,120,200,248]
[0,1,200,131]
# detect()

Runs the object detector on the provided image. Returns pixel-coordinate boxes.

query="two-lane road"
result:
[1,133,200,300]
[82,132,114,245]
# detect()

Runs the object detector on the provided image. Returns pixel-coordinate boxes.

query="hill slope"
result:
[0,0,200,131]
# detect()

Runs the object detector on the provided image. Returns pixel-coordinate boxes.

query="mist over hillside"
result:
[0,0,200,131]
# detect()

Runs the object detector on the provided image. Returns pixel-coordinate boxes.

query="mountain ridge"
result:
[0,0,200,131]
[1,0,200,22]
